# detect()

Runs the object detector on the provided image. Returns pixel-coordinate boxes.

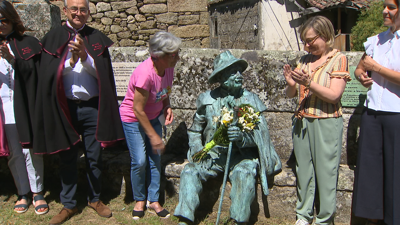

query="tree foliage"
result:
[351,1,387,51]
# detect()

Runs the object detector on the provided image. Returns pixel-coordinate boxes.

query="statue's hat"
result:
[208,51,248,84]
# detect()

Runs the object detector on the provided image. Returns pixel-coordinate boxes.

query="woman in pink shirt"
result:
[119,31,181,220]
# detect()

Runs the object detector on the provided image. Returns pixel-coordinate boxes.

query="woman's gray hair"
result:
[149,31,182,58]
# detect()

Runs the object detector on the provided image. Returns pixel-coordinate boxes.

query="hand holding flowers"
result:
[192,104,260,162]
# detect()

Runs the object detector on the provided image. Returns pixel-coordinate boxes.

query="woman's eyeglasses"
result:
[168,50,180,58]
[303,35,320,45]
[0,18,10,25]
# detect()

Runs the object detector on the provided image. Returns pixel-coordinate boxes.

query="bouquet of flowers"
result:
[192,104,260,162]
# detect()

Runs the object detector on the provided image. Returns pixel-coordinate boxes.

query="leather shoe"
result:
[88,200,112,218]
[49,207,78,225]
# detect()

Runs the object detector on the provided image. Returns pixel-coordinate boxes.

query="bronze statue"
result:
[174,51,282,224]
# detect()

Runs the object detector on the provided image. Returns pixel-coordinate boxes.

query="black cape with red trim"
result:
[34,24,124,154]
[6,33,42,148]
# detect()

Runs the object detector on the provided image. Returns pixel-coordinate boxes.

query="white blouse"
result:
[364,29,400,112]
[0,42,15,124]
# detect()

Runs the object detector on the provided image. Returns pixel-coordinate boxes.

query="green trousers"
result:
[292,117,343,225]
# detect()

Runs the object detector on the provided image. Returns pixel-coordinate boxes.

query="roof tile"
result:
[305,0,375,10]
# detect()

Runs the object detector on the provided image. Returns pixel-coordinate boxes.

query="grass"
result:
[0,158,292,225]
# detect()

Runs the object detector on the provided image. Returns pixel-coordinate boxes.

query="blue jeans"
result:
[122,118,162,202]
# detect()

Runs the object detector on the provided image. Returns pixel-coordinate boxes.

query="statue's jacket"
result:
[33,24,125,154]
[188,87,282,195]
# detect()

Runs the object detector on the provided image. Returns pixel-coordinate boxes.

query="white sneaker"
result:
[295,219,310,225]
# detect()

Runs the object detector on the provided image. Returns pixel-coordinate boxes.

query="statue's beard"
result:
[222,81,242,94]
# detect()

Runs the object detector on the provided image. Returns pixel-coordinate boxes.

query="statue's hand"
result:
[227,126,243,142]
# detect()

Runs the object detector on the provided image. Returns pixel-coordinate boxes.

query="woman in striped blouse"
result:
[283,16,350,225]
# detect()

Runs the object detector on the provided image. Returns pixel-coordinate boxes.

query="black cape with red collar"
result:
[5,32,42,149]
[34,24,124,154]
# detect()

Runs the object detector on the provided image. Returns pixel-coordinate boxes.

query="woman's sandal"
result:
[14,195,30,213]
[146,201,170,219]
[132,210,145,220]
[33,194,49,215]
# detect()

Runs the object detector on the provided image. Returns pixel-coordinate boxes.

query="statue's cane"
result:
[216,106,239,225]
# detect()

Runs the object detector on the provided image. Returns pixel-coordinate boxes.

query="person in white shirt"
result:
[353,0,400,224]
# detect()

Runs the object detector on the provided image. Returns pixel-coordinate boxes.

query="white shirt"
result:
[364,29,400,112]
[63,21,98,101]
[0,43,15,124]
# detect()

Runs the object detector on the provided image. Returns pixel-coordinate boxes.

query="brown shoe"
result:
[88,200,112,218]
[49,207,78,225]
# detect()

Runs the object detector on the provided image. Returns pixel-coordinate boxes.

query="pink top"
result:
[120,57,174,122]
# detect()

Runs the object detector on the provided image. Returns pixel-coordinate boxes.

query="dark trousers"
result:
[353,108,400,225]
[59,97,102,209]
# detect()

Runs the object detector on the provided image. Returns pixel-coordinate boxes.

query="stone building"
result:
[208,0,374,51]
[51,0,211,48]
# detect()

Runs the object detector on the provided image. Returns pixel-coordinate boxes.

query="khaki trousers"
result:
[292,117,343,225]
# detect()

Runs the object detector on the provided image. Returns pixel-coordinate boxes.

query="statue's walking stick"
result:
[216,106,239,225]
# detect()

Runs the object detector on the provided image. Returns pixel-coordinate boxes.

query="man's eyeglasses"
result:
[303,35,320,45]
[65,7,88,14]
[0,18,10,25]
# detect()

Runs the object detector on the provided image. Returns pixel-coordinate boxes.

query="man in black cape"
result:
[34,0,124,224]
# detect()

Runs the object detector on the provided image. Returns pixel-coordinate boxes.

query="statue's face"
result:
[220,65,243,89]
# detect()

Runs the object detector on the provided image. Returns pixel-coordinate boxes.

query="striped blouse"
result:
[295,50,351,118]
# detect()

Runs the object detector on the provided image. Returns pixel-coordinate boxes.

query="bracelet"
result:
[372,63,376,71]
[378,66,382,73]
[305,79,312,88]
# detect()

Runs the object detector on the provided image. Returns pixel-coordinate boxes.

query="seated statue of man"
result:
[174,51,282,224]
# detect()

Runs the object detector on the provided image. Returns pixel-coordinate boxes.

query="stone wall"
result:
[51,0,210,48]
[208,0,260,49]
[107,48,364,224]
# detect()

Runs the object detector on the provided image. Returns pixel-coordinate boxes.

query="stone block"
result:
[180,38,202,48]
[178,14,199,25]
[135,14,146,22]
[89,2,96,14]
[104,25,110,33]
[168,25,210,38]
[137,29,159,35]
[126,6,139,15]
[105,10,118,18]
[127,23,138,31]
[91,12,104,19]
[101,17,113,25]
[167,0,207,12]
[117,31,132,39]
[155,12,178,24]
[119,39,135,47]
[119,13,127,18]
[139,3,167,14]
[144,0,166,3]
[200,12,209,25]
[127,15,136,23]
[107,34,118,43]
[111,0,137,10]
[201,37,210,47]
[139,20,156,29]
[111,25,124,33]
[14,2,61,40]
[96,2,111,12]
[89,22,105,31]
[135,40,146,46]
